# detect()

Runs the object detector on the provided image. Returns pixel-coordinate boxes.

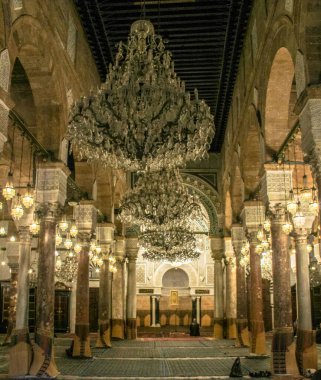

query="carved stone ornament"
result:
[224,237,234,259]
[241,201,265,230]
[73,201,97,233]
[115,236,125,259]
[260,169,292,207]
[96,223,114,245]
[231,225,244,242]
[35,164,70,206]
[126,237,139,260]
[6,241,20,266]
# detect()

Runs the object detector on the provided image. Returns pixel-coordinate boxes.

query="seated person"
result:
[190,318,200,336]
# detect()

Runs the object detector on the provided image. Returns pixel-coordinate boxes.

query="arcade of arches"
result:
[0,0,321,378]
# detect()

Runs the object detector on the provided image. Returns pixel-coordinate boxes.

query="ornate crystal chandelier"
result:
[67,19,214,171]
[119,169,201,229]
[55,253,78,283]
[261,249,272,280]
[140,227,199,262]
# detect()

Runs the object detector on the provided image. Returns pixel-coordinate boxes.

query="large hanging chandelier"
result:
[140,227,199,262]
[67,19,214,171]
[119,169,201,229]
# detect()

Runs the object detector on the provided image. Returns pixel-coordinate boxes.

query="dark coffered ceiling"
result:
[73,0,253,152]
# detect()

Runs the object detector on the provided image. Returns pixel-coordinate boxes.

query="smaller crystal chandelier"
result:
[22,184,34,209]
[0,226,7,237]
[11,194,24,220]
[120,169,201,231]
[74,242,82,254]
[292,202,306,229]
[263,218,271,232]
[309,187,319,215]
[55,229,63,246]
[3,173,15,201]
[64,233,73,250]
[59,215,69,232]
[55,253,78,283]
[287,189,298,215]
[30,213,40,235]
[70,221,78,238]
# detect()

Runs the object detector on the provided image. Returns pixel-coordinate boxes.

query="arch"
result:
[265,47,295,159]
[241,106,263,198]
[8,15,67,156]
[154,262,198,288]
[225,190,232,232]
[181,173,222,235]
[162,268,189,288]
[230,160,244,221]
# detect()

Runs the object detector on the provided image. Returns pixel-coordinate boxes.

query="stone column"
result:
[242,201,266,355]
[69,280,77,334]
[211,237,224,339]
[196,297,201,324]
[95,223,114,348]
[231,225,250,347]
[151,296,156,326]
[29,163,69,377]
[224,237,237,339]
[298,97,321,373]
[72,201,96,357]
[9,212,34,375]
[294,229,317,373]
[4,242,19,345]
[112,235,125,339]
[126,237,138,339]
[270,207,299,374]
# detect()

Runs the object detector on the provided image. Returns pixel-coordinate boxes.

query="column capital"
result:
[73,200,97,234]
[224,237,235,260]
[14,207,34,230]
[6,241,20,268]
[126,237,139,261]
[269,204,286,225]
[35,162,70,206]
[115,236,125,260]
[241,201,265,231]
[260,166,292,208]
[210,236,224,260]
[96,223,115,245]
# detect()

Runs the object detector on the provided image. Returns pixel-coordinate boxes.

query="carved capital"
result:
[35,163,70,206]
[269,204,286,225]
[73,201,97,234]
[126,237,139,261]
[224,237,235,259]
[115,236,125,260]
[96,223,115,246]
[37,202,62,221]
[241,201,265,229]
[6,241,20,267]
[260,167,292,207]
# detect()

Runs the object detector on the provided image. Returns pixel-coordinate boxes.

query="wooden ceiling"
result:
[73,0,253,152]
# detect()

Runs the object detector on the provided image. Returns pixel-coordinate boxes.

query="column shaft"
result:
[214,258,224,339]
[111,261,125,338]
[249,236,266,355]
[295,231,317,374]
[96,258,111,348]
[270,211,298,374]
[236,260,250,346]
[29,209,59,377]
[4,270,18,344]
[72,236,91,357]
[9,229,32,376]
[226,260,237,339]
[126,258,137,339]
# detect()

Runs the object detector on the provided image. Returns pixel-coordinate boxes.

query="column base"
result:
[296,329,317,375]
[126,318,137,340]
[226,318,237,339]
[29,329,59,377]
[96,321,112,348]
[236,319,250,347]
[271,327,299,375]
[9,328,32,378]
[213,318,224,339]
[250,320,266,355]
[111,318,125,340]
[71,324,92,358]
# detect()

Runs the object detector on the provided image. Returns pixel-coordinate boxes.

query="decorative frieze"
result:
[73,201,97,234]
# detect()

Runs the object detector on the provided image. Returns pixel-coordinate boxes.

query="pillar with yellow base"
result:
[126,237,138,339]
[224,237,237,339]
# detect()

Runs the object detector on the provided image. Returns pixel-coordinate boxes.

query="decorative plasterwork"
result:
[153,262,198,288]
[182,173,221,235]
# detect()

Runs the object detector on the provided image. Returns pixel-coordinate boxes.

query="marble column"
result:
[69,280,77,334]
[72,201,96,357]
[242,201,266,355]
[196,297,201,324]
[151,296,156,326]
[29,163,69,377]
[231,225,250,347]
[112,236,125,339]
[3,242,19,345]
[126,237,138,339]
[211,237,224,339]
[294,229,317,374]
[96,223,114,348]
[224,237,237,339]
[9,221,34,376]
[270,207,299,375]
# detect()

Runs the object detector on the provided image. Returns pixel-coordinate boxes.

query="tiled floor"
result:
[0,335,314,379]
